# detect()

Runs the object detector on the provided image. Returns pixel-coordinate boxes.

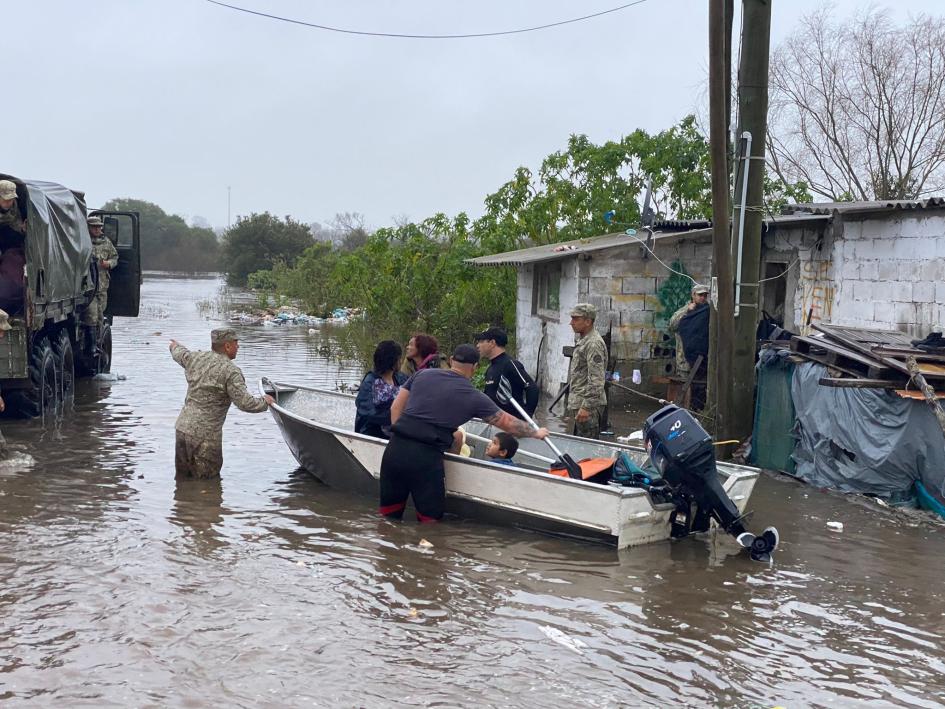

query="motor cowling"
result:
[643,404,713,477]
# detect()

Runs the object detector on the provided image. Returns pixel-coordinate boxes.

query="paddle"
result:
[507,397,583,480]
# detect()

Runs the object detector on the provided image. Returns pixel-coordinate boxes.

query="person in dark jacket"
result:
[475,326,538,419]
[355,340,409,439]
[676,294,710,411]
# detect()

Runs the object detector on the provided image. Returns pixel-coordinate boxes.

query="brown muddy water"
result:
[1,274,943,707]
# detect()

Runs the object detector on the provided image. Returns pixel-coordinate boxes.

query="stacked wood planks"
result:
[786,324,945,397]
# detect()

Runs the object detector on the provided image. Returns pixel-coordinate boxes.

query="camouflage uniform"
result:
[667,303,692,378]
[566,327,608,440]
[171,338,268,478]
[85,235,118,326]
[0,202,25,235]
[83,235,119,326]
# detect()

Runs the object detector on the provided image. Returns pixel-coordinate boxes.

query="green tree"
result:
[476,116,715,250]
[102,198,221,271]
[271,242,339,315]
[221,213,314,286]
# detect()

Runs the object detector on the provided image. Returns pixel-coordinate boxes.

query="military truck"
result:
[0,174,141,418]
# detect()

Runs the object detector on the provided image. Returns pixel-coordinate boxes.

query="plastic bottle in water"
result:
[612,371,620,382]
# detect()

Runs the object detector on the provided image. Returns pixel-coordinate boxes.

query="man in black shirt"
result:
[475,327,539,420]
[380,344,548,522]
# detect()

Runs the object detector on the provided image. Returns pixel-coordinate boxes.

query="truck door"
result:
[96,211,141,317]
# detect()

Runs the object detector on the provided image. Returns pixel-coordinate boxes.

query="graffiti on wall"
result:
[798,259,834,334]
[655,260,693,329]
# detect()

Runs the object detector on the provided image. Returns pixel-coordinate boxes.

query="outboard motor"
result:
[643,404,779,562]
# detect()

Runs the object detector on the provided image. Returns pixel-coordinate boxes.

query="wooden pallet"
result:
[813,324,945,380]
[790,335,895,379]
[872,346,945,363]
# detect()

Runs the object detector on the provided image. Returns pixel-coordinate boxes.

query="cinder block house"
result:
[468,197,945,397]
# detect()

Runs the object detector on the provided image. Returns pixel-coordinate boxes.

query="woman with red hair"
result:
[401,333,447,376]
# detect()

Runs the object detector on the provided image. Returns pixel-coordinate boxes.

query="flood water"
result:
[1,274,943,707]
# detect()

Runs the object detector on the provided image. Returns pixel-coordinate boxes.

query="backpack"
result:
[510,359,540,416]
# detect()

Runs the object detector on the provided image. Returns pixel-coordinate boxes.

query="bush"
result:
[221,213,314,286]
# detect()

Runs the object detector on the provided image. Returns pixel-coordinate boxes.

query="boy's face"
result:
[486,436,506,459]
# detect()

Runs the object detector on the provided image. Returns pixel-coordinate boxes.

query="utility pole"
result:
[730,0,772,440]
[708,0,735,440]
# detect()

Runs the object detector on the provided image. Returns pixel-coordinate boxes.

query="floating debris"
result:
[827,521,844,532]
[227,306,363,329]
[418,538,434,548]
[540,625,587,655]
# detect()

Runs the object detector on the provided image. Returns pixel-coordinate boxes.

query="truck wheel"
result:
[6,337,59,419]
[97,325,113,374]
[53,330,75,406]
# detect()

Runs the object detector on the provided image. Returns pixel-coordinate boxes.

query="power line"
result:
[203,0,650,39]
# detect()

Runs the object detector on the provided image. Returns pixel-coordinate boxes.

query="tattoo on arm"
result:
[486,411,535,437]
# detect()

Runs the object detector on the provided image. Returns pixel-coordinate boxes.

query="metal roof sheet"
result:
[466,228,711,267]
[466,213,829,267]
[785,196,945,216]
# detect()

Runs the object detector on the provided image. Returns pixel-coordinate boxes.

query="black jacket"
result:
[483,352,539,419]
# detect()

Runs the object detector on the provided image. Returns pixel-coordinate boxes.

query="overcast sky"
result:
[8,0,943,230]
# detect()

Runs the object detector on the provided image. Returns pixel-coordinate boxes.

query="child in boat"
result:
[486,432,518,466]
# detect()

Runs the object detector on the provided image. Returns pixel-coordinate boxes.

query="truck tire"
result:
[6,337,59,419]
[97,325,113,374]
[53,330,75,407]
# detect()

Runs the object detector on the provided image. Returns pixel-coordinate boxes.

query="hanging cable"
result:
[203,0,650,39]
[622,230,697,284]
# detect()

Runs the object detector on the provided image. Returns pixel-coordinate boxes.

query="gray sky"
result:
[8,0,943,230]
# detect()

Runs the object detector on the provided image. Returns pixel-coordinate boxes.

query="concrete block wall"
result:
[827,212,945,335]
[515,237,715,397]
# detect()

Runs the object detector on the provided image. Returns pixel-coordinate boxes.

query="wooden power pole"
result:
[708,0,735,440]
[730,0,772,440]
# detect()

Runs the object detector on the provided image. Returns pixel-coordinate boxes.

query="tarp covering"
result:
[22,179,93,308]
[752,348,796,473]
[791,361,945,502]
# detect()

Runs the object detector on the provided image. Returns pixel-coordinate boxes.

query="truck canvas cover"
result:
[22,179,93,306]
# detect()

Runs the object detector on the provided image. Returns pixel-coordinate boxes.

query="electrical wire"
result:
[203,0,650,39]
[624,226,798,288]
[623,230,698,284]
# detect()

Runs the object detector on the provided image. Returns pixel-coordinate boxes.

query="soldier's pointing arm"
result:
[225,367,269,413]
[170,342,192,368]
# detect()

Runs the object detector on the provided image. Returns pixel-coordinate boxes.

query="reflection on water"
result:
[0,275,943,706]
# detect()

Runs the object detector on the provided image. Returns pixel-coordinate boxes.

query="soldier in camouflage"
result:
[170,327,274,479]
[0,180,26,235]
[83,215,119,328]
[566,303,608,440]
[667,284,709,380]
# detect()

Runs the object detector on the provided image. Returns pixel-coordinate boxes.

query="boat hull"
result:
[264,381,760,549]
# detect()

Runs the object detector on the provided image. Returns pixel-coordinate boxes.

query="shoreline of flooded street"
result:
[0,274,943,707]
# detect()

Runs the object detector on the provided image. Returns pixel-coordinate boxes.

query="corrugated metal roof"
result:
[785,196,945,216]
[466,212,830,267]
[466,228,711,267]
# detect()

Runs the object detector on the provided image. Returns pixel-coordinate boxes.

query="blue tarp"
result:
[790,361,945,503]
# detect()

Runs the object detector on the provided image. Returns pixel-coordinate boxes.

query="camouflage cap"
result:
[691,283,709,295]
[569,302,597,320]
[0,309,11,331]
[0,180,16,201]
[87,216,104,228]
[211,327,238,345]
